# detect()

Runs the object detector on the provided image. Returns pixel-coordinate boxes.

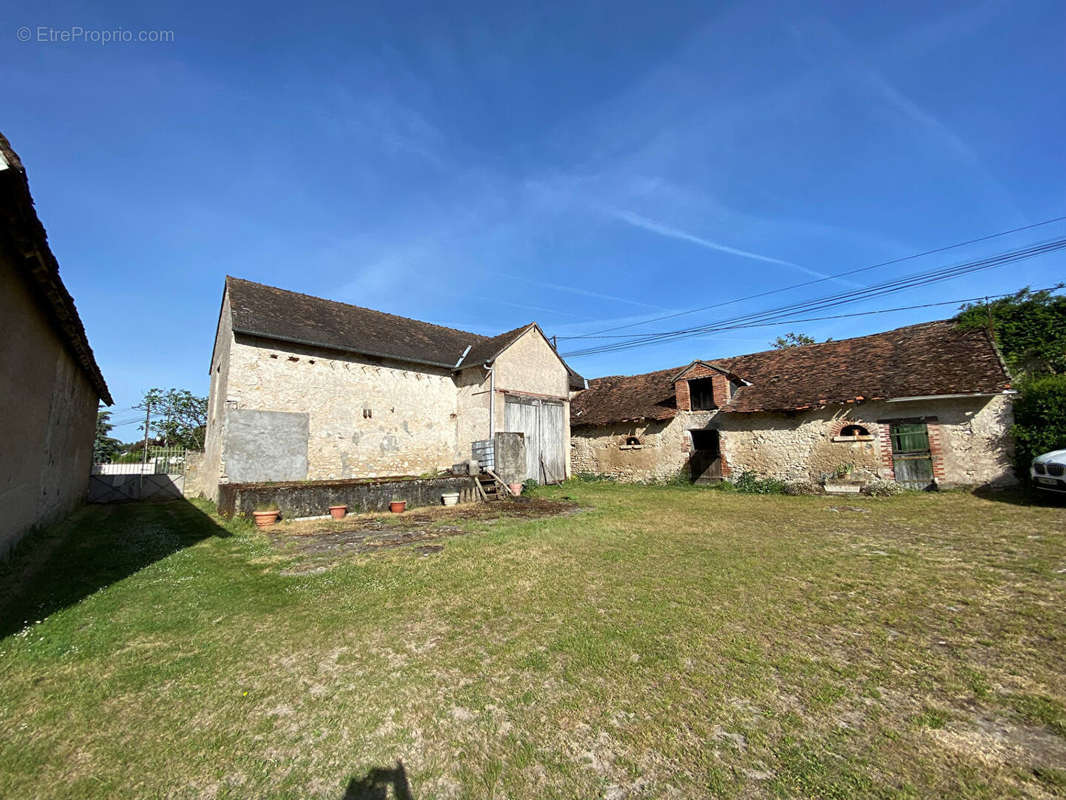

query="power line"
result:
[561,237,1066,357]
[562,239,1064,357]
[557,287,1063,339]
[577,213,1066,338]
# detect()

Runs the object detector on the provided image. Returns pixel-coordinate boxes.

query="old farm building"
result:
[571,321,1015,488]
[0,133,112,555]
[202,278,582,501]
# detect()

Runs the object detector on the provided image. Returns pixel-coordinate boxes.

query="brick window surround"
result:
[674,365,731,411]
[878,417,945,482]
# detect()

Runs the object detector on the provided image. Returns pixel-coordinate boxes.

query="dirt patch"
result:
[270,498,577,571]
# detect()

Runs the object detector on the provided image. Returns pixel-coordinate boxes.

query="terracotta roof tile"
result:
[571,365,681,426]
[571,320,1010,424]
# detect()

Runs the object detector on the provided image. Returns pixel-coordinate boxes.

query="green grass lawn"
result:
[1,484,1064,799]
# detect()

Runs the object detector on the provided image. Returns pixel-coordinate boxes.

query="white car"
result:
[1031,449,1066,494]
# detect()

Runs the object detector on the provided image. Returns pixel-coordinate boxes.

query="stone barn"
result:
[571,321,1016,489]
[202,277,582,502]
[0,133,112,556]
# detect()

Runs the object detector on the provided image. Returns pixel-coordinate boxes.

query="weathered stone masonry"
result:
[202,278,577,502]
[571,321,1016,489]
[573,394,1014,487]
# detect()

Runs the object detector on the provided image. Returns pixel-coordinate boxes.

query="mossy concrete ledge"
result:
[218,475,480,519]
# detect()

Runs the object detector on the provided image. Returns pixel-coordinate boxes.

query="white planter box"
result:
[824,480,864,495]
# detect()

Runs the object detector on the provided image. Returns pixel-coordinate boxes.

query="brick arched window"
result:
[833,423,873,441]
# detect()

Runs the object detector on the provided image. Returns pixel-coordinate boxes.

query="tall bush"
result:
[1011,374,1066,471]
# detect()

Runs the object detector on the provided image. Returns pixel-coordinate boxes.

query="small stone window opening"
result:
[834,424,872,442]
[620,435,643,450]
[363,408,373,419]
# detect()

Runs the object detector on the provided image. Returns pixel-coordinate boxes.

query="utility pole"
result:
[985,296,996,338]
[140,400,152,495]
[551,335,557,351]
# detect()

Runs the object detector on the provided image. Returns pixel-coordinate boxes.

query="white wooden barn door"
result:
[504,397,565,483]
[538,401,565,483]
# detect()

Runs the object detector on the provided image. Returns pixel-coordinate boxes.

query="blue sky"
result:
[4,0,1064,439]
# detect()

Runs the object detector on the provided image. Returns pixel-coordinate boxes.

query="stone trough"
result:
[217,475,480,519]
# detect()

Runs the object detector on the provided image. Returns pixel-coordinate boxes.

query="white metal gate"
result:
[88,448,187,502]
[504,397,565,483]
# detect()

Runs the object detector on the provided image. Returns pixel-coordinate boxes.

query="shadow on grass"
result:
[972,485,1066,507]
[341,761,414,799]
[0,498,230,639]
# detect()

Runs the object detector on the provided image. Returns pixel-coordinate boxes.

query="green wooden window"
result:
[890,422,930,455]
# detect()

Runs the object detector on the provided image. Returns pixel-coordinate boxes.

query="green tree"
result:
[771,332,816,349]
[956,286,1066,376]
[93,408,122,462]
[956,286,1066,477]
[139,388,208,450]
[1011,374,1066,471]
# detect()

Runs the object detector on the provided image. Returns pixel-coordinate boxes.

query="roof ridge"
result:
[589,365,688,384]
[583,320,956,383]
[226,276,491,344]
[715,319,953,363]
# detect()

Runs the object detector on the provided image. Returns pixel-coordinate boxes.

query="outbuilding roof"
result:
[224,277,584,388]
[571,320,1011,425]
[0,133,112,404]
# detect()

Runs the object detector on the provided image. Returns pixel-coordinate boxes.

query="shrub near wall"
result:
[1012,374,1066,475]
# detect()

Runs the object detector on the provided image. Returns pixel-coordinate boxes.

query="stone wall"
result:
[719,396,1015,487]
[217,475,479,519]
[571,395,1015,488]
[571,411,716,483]
[182,451,206,498]
[0,259,99,556]
[493,329,569,402]
[493,329,572,479]
[224,335,460,482]
[203,295,577,496]
[202,292,233,502]
[455,365,490,463]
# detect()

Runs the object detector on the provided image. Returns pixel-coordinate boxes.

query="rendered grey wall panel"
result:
[224,409,309,483]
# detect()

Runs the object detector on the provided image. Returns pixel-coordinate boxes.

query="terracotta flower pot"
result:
[328,505,348,520]
[252,510,279,528]
[508,482,523,496]
[389,501,406,513]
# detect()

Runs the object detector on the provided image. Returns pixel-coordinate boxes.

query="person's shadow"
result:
[341,761,414,799]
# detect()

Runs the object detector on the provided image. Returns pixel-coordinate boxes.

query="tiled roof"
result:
[225,278,585,386]
[0,133,112,404]
[571,365,681,426]
[571,320,1011,425]
[228,277,488,368]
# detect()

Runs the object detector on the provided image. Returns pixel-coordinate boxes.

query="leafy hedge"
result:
[956,286,1066,375]
[955,287,1066,478]
[1012,374,1066,471]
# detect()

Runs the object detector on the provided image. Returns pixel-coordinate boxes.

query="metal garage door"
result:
[504,397,566,483]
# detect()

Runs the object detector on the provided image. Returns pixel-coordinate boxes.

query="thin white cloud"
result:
[498,273,668,310]
[468,294,587,319]
[609,209,836,280]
